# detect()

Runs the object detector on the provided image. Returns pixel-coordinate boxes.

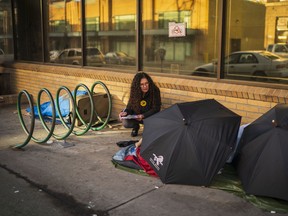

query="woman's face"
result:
[140,78,149,93]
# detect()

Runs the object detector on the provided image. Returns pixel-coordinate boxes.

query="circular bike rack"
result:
[14,81,112,149]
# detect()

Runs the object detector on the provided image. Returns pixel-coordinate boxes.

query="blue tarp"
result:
[226,123,250,163]
[26,91,87,118]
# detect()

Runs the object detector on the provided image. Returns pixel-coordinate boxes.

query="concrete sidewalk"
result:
[0,104,282,216]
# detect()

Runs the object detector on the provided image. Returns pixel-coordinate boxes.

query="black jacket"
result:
[125,87,161,118]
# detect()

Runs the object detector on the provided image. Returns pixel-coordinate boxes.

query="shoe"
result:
[131,128,139,137]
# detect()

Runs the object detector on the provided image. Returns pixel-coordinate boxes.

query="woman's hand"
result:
[119,111,127,120]
[136,114,144,121]
[135,138,142,148]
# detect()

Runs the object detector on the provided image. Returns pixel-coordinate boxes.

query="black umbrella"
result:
[236,103,288,201]
[140,99,241,186]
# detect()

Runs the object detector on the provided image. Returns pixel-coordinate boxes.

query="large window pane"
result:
[224,0,288,84]
[143,0,219,77]
[14,0,42,61]
[84,0,136,68]
[47,0,82,65]
[0,0,14,64]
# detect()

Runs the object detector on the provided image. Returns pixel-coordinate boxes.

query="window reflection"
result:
[47,0,82,65]
[143,0,218,76]
[84,0,136,68]
[223,0,288,83]
[13,0,288,84]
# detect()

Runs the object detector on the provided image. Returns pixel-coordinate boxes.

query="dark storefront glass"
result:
[84,0,136,69]
[13,0,42,61]
[45,0,137,68]
[0,0,14,64]
[223,0,288,83]
[142,0,219,76]
[46,0,82,65]
[9,0,288,85]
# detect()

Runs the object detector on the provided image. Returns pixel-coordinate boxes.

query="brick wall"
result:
[4,63,288,125]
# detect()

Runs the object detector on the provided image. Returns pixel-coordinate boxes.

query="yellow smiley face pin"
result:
[140,100,147,107]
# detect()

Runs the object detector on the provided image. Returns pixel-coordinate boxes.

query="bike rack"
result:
[14,81,112,149]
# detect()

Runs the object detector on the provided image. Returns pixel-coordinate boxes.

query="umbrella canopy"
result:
[140,99,241,186]
[236,103,288,201]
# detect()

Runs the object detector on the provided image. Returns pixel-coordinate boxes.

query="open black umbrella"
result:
[140,99,241,186]
[236,103,288,201]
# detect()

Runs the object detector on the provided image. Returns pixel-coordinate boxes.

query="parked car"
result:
[104,51,135,65]
[266,44,288,58]
[51,47,105,66]
[192,50,288,79]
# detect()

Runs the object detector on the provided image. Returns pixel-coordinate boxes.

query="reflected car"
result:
[192,51,288,79]
[104,51,135,65]
[266,44,288,58]
[50,47,105,66]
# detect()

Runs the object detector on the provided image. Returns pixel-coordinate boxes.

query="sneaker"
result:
[131,128,139,137]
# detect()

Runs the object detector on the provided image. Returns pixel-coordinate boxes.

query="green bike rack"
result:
[14,81,112,149]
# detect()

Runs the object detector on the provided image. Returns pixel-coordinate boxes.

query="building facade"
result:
[1,0,288,124]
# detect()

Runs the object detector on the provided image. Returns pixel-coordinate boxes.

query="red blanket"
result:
[125,147,158,177]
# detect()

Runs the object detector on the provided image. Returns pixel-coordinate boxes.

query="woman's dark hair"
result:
[128,72,159,113]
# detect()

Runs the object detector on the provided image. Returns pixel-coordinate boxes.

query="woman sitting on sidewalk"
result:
[119,72,161,137]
